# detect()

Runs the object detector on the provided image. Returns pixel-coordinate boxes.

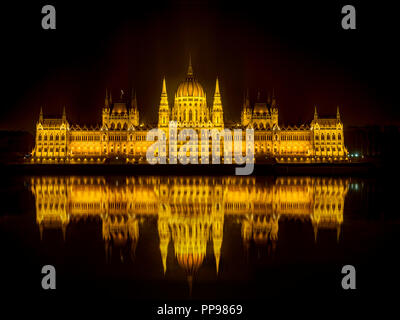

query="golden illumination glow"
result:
[31,176,349,281]
[31,62,347,163]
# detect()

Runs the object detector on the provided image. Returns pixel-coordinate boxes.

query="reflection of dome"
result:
[176,58,206,98]
[112,232,128,247]
[253,232,270,245]
[176,253,205,274]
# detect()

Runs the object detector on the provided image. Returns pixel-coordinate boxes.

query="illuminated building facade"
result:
[31,176,349,280]
[31,59,348,163]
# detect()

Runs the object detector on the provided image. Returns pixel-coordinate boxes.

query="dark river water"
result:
[0,174,399,315]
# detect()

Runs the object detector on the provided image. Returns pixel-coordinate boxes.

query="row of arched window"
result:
[315,133,341,141]
[70,136,100,141]
[38,134,65,141]
[281,135,310,141]
[109,122,128,130]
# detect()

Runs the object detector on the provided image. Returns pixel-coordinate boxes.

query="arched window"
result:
[61,135,65,141]
[50,135,53,141]
[110,123,115,130]
[321,134,325,140]
[38,134,42,141]
[327,134,330,140]
[338,134,342,140]
[117,123,121,130]
[332,134,335,140]
[123,123,127,130]
[55,135,59,141]
[189,110,192,122]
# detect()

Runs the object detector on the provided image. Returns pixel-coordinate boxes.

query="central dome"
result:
[176,58,206,98]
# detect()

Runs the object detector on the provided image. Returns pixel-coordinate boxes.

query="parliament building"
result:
[31,59,348,163]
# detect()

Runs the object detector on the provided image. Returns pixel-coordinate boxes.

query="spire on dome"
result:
[187,54,193,77]
[62,106,66,121]
[162,77,167,95]
[337,106,341,121]
[187,275,193,297]
[314,106,318,120]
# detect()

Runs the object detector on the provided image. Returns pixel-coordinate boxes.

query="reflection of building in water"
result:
[30,176,348,283]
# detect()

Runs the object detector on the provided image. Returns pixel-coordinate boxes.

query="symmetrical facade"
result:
[31,59,348,163]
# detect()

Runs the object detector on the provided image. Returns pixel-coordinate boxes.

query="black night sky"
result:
[1,0,399,132]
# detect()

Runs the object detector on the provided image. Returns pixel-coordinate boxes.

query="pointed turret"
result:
[62,106,66,122]
[213,78,222,106]
[160,239,169,275]
[314,106,318,120]
[129,88,139,127]
[39,106,43,123]
[158,218,170,275]
[102,90,110,127]
[158,77,169,129]
[212,77,223,128]
[162,77,167,95]
[337,225,341,243]
[337,106,341,121]
[313,224,318,243]
[215,77,220,95]
[241,89,252,126]
[215,248,221,275]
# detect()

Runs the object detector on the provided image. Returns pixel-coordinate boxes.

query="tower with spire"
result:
[39,106,43,123]
[62,106,67,123]
[241,90,252,126]
[102,89,111,127]
[129,89,140,127]
[270,89,278,127]
[158,77,169,130]
[212,78,224,129]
